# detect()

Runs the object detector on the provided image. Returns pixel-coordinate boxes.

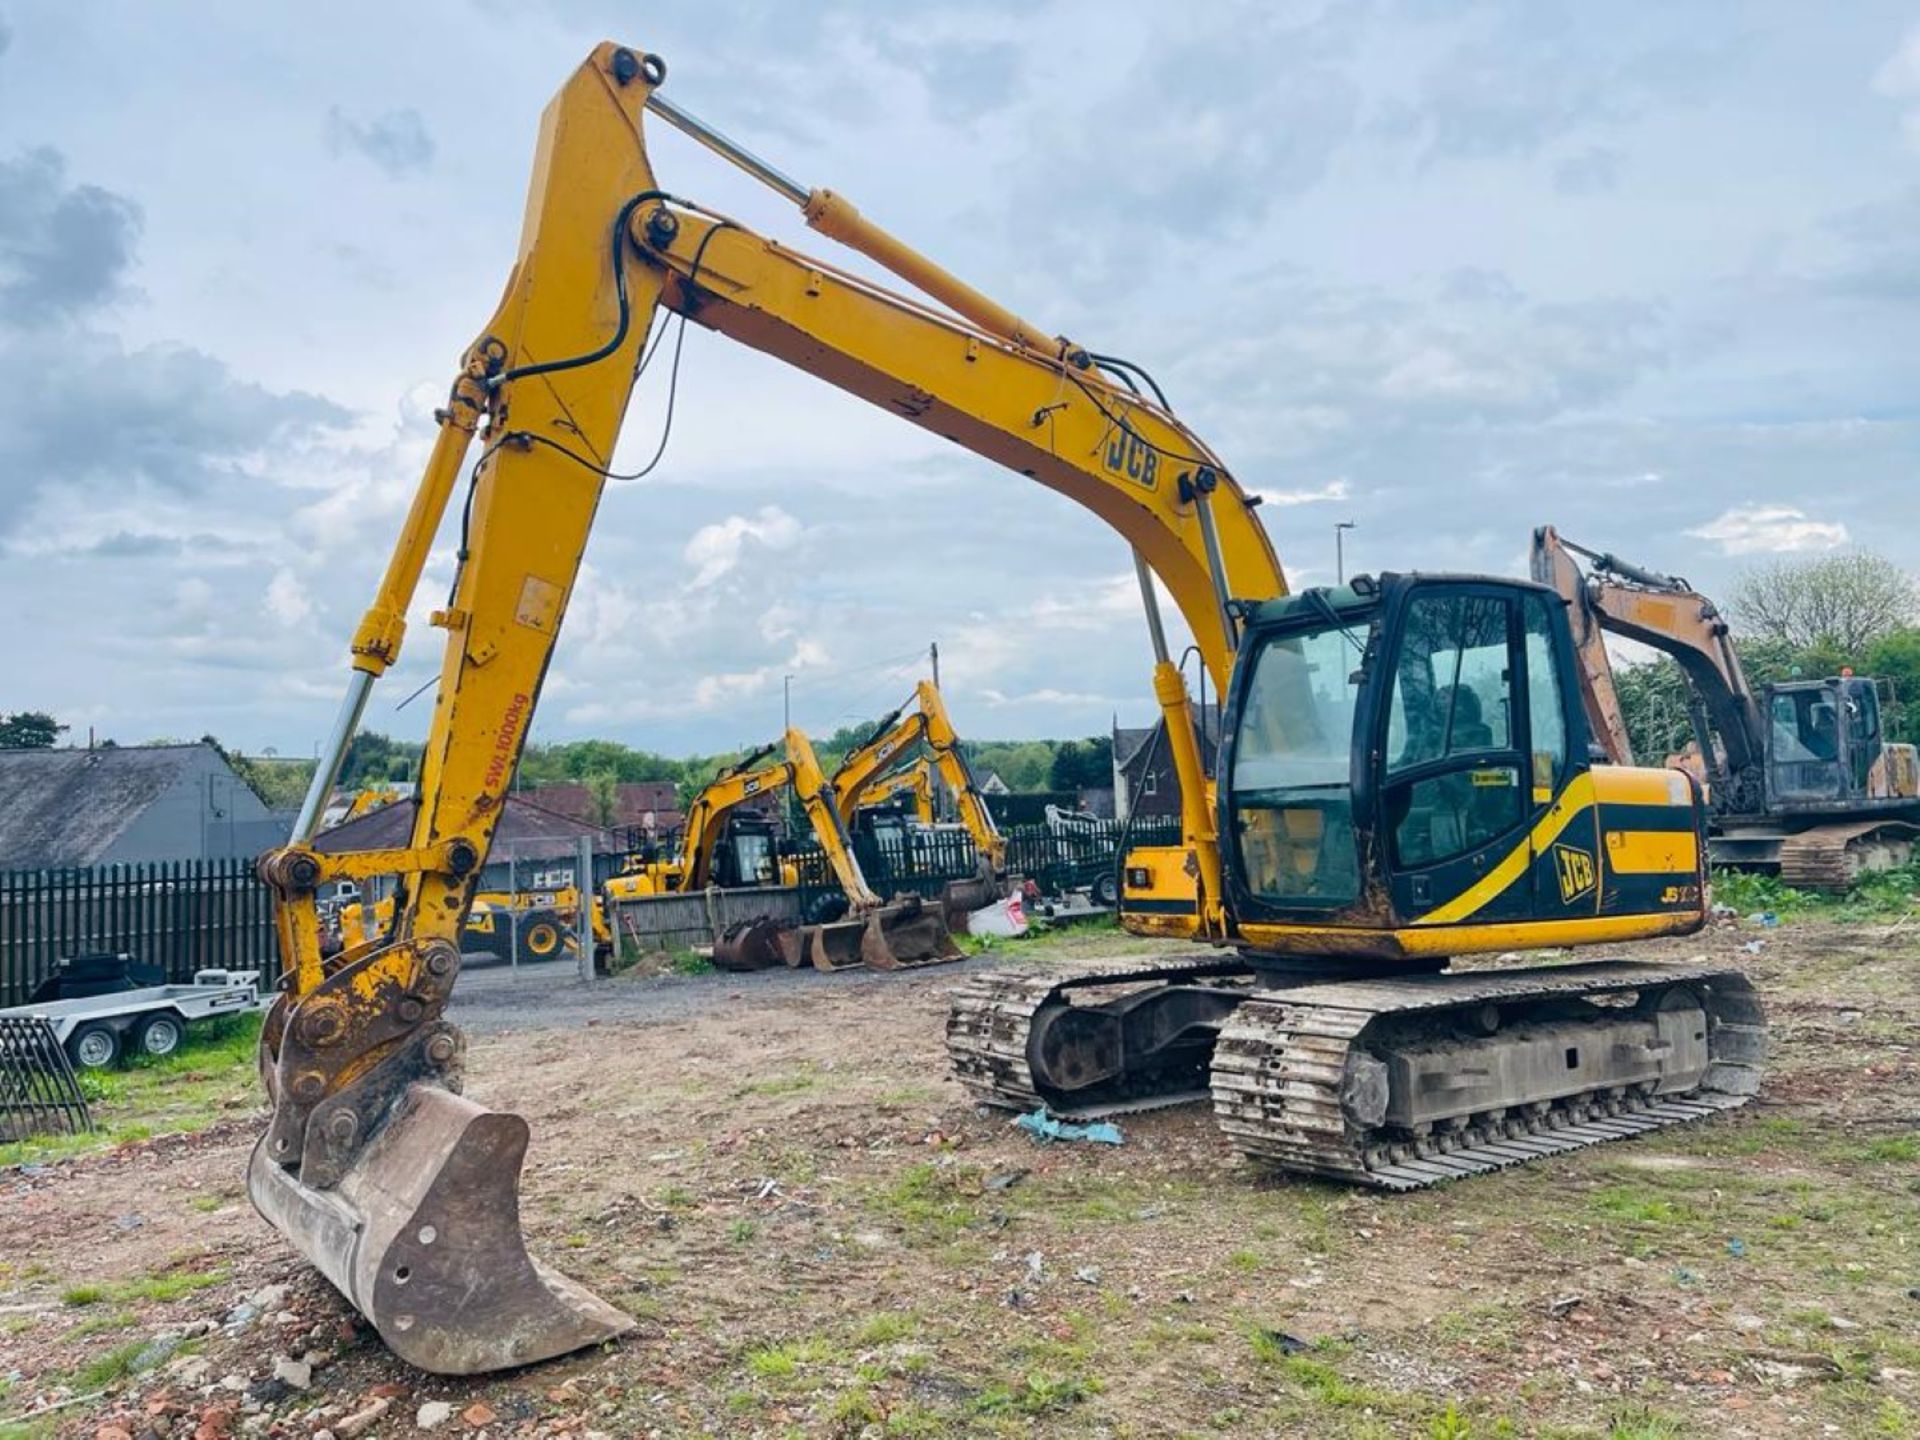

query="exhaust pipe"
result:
[248,939,631,1375]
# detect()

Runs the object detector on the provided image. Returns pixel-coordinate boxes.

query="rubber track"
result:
[1211,960,1766,1190]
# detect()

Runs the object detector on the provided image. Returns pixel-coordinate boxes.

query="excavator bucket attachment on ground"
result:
[248,1082,632,1375]
[712,916,789,972]
[776,898,963,971]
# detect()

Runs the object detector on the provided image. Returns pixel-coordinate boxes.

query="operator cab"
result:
[1219,573,1685,939]
[1765,675,1888,807]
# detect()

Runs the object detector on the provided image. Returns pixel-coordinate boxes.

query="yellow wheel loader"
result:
[253,43,1766,1376]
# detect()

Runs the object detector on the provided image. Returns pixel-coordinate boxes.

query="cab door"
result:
[1518,591,1600,916]
[1378,586,1535,922]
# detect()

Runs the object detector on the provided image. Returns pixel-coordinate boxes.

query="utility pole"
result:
[929,640,940,689]
[783,674,793,734]
[1335,520,1356,584]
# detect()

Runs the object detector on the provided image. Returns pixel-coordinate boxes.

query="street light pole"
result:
[783,674,793,734]
[1335,520,1356,584]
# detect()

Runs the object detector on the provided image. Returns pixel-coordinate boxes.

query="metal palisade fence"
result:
[793,815,1186,909]
[0,858,276,1008]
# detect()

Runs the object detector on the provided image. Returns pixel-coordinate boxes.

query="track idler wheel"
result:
[248,1083,632,1375]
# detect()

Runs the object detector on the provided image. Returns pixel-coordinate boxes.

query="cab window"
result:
[1522,595,1569,799]
[1382,594,1522,869]
[1230,622,1363,907]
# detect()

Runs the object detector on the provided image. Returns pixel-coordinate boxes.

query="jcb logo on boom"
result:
[1103,430,1159,489]
[1553,844,1596,905]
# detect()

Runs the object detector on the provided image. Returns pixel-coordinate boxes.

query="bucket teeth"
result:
[249,1083,632,1375]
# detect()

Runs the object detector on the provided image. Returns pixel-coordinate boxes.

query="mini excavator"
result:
[253,44,1766,1375]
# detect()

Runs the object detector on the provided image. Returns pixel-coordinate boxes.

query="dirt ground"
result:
[1,914,1916,1439]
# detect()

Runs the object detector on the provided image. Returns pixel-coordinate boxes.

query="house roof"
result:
[311,791,620,856]
[1113,710,1223,773]
[0,744,218,868]
[522,780,682,831]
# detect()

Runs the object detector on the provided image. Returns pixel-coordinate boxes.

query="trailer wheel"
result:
[1092,871,1119,908]
[67,1021,121,1071]
[133,1011,185,1059]
[515,911,565,964]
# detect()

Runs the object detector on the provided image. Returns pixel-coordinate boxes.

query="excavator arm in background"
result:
[1530,525,1766,797]
[854,757,936,824]
[830,679,1005,873]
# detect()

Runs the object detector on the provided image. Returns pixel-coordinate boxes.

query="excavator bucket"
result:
[789,898,962,971]
[712,916,788,972]
[249,1080,632,1375]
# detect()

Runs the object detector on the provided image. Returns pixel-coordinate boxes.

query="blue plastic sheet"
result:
[1013,1107,1124,1146]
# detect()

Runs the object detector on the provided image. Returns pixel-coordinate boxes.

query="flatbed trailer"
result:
[0,968,268,1069]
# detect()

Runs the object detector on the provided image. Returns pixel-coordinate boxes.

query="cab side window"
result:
[1523,595,1569,800]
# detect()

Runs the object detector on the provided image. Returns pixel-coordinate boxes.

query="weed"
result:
[1227,1249,1262,1273]
[1606,1403,1686,1439]
[1864,1136,1919,1164]
[728,1219,757,1245]
[974,1371,1095,1416]
[74,1338,152,1389]
[856,1312,915,1345]
[61,1267,225,1309]
[64,1310,138,1339]
[744,1338,830,1382]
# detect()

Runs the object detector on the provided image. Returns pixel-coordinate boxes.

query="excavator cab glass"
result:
[1767,683,1849,802]
[1228,595,1371,908]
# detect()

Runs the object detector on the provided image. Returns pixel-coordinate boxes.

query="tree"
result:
[1049,736,1114,791]
[1611,660,1696,763]
[1731,551,1917,652]
[585,769,621,828]
[0,711,66,748]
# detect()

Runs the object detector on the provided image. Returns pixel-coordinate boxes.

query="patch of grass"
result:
[1711,863,1920,922]
[869,1162,981,1240]
[64,1310,138,1339]
[669,948,714,976]
[0,1013,262,1169]
[738,1068,820,1097]
[61,1266,225,1308]
[728,1218,757,1245]
[1590,1186,1695,1226]
[1863,1136,1920,1164]
[1606,1403,1687,1439]
[1227,1249,1262,1273]
[185,1193,226,1213]
[974,1370,1096,1417]
[856,1312,916,1345]
[744,1337,832,1383]
[73,1337,153,1390]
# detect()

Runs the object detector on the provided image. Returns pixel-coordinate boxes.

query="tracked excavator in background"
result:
[1531,526,1919,887]
[829,678,1007,916]
[851,755,937,825]
[599,727,957,971]
[251,43,1767,1376]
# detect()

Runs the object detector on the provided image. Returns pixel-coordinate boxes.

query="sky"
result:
[0,1,1916,758]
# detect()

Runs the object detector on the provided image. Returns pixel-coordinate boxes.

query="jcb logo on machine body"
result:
[1103,429,1159,489]
[1553,844,1597,905]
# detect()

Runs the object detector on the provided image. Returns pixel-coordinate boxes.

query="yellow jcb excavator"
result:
[252,43,1766,1376]
[829,678,1007,914]
[600,727,956,970]
[1531,526,1919,886]
[851,755,936,824]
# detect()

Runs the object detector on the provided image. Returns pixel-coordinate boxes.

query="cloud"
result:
[683,505,805,588]
[1686,504,1849,556]
[0,148,142,326]
[1266,478,1352,506]
[1553,147,1622,194]
[325,106,435,177]
[1874,27,1920,150]
[265,569,314,627]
